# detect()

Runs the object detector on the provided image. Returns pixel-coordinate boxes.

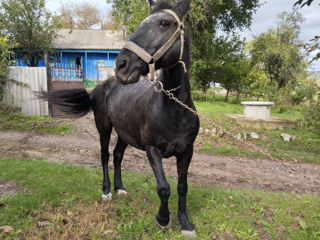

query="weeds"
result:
[0,158,319,239]
[0,104,70,134]
[194,99,320,164]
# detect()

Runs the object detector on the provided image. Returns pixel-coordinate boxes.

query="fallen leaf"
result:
[0,226,13,233]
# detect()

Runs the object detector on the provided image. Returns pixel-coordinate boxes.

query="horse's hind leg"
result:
[113,137,128,195]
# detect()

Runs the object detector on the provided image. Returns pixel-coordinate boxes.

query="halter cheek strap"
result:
[123,9,186,82]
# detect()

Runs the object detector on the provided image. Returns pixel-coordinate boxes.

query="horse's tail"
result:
[37,88,95,117]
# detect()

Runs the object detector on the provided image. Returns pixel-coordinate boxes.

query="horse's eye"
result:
[160,20,170,27]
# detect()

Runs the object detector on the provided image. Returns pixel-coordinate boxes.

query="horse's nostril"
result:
[118,60,127,71]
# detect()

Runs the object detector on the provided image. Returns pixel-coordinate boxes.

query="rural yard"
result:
[1,113,319,195]
[1,0,320,238]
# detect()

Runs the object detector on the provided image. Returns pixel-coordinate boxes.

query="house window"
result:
[97,59,106,67]
[76,57,82,67]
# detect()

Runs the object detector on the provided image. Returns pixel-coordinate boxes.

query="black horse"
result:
[39,0,199,237]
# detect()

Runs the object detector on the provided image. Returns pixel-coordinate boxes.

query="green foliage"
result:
[0,0,56,66]
[295,0,320,61]
[0,33,16,100]
[0,104,70,134]
[276,105,289,113]
[295,0,320,8]
[304,93,320,134]
[217,53,251,101]
[291,77,319,105]
[106,0,149,38]
[194,100,320,163]
[1,158,320,239]
[247,8,307,103]
[107,0,260,92]
[189,0,260,93]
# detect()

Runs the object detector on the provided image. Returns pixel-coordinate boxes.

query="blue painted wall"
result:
[15,49,120,81]
[57,50,119,81]
[15,57,45,67]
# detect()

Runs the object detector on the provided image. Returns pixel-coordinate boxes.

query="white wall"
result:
[2,66,49,116]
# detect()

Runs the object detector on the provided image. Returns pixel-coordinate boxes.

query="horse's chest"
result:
[150,115,199,157]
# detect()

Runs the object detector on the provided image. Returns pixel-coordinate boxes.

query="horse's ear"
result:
[147,0,156,8]
[175,0,192,18]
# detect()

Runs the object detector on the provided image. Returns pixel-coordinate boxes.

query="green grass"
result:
[0,104,70,135]
[194,98,320,164]
[1,158,320,239]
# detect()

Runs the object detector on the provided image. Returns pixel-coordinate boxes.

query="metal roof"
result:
[52,29,126,50]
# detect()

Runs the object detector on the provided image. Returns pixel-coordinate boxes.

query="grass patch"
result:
[0,158,320,239]
[0,104,70,135]
[194,100,320,164]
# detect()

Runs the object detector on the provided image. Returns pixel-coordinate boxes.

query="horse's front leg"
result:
[97,123,113,201]
[113,137,128,195]
[146,146,171,228]
[176,148,196,238]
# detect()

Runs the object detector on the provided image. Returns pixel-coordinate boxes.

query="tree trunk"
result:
[225,90,230,102]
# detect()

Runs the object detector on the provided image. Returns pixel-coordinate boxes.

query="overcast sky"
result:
[46,0,320,70]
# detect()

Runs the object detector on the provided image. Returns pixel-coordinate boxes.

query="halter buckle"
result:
[154,81,164,92]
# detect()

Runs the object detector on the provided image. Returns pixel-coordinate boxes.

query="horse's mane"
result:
[150,1,174,14]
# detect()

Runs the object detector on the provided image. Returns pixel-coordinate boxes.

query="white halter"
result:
[122,9,186,82]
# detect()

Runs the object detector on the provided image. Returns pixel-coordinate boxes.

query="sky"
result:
[46,0,320,70]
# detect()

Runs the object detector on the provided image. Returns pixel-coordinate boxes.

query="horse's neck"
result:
[161,65,191,102]
[161,44,191,103]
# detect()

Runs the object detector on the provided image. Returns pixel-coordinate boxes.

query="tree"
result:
[248,9,306,104]
[0,0,56,66]
[54,2,103,30]
[294,0,320,62]
[294,0,319,7]
[106,0,149,38]
[0,31,16,99]
[217,49,250,102]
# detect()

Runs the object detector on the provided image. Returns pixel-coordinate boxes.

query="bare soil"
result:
[0,180,22,199]
[0,113,319,194]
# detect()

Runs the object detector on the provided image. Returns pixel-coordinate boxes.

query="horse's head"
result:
[114,0,191,84]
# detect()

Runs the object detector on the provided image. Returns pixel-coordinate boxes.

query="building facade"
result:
[15,29,126,83]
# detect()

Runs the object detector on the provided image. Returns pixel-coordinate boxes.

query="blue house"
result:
[16,28,126,84]
[51,29,125,81]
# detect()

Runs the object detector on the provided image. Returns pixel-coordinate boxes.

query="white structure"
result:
[241,101,274,120]
[2,66,49,116]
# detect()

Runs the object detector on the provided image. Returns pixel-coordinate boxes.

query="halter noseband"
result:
[123,9,186,82]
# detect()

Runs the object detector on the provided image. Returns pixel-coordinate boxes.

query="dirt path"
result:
[0,113,319,194]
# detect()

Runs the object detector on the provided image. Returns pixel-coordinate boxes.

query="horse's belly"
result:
[163,141,192,158]
[154,131,197,158]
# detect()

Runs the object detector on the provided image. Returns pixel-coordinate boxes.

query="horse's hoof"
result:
[181,230,196,239]
[116,189,128,195]
[156,217,171,230]
[102,193,112,201]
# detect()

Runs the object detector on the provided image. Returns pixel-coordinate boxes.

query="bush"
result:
[304,94,320,135]
[0,35,15,100]
[276,105,288,113]
[291,78,318,105]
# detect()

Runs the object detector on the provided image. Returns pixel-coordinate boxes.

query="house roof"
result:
[52,29,126,50]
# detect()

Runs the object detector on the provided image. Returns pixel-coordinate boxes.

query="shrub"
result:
[276,105,288,113]
[0,35,16,100]
[304,94,320,135]
[291,78,318,105]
